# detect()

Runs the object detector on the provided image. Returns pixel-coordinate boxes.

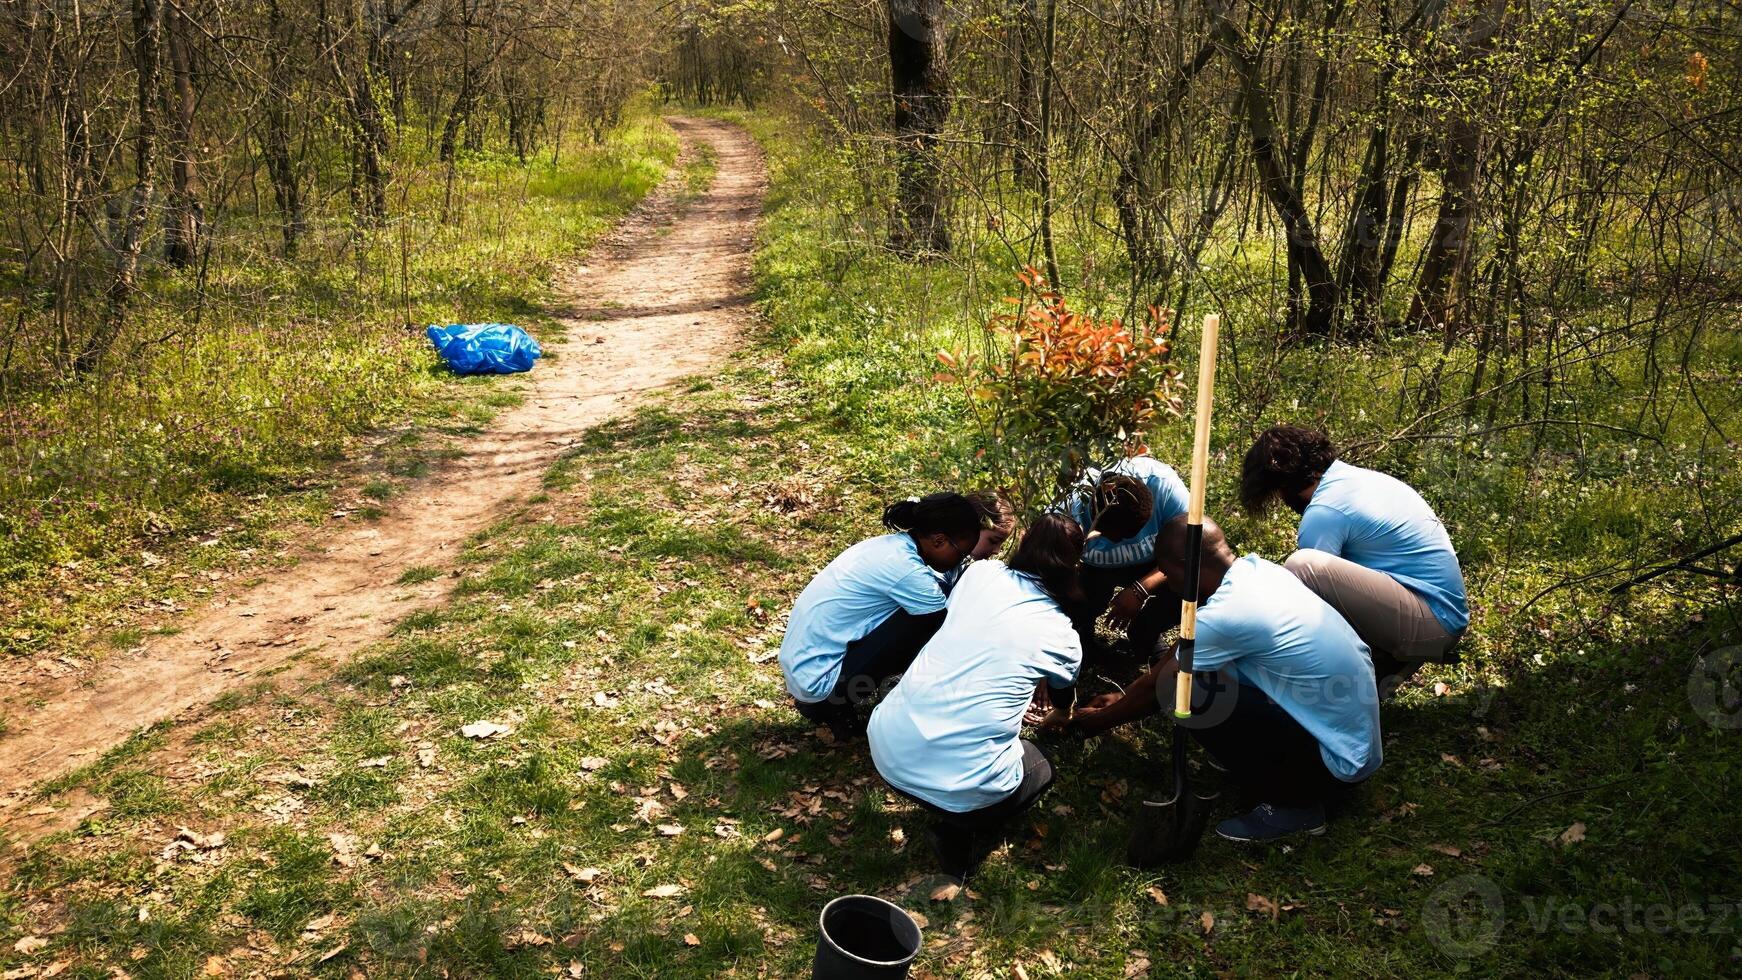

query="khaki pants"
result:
[1284,548,1460,695]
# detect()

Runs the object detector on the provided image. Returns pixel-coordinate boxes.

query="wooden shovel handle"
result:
[1174,313,1220,719]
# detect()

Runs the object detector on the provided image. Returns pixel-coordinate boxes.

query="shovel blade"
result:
[1125,790,1219,867]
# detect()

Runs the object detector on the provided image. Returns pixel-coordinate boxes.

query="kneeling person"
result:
[869,514,1085,881]
[779,493,983,734]
[1242,424,1468,694]
[1058,455,1190,661]
[1072,516,1381,843]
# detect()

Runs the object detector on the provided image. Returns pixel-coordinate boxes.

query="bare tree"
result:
[888,0,950,255]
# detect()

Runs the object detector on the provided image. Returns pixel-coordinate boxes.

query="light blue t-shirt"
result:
[779,534,948,704]
[1188,555,1382,782]
[1299,460,1469,634]
[869,560,1082,813]
[1061,455,1190,568]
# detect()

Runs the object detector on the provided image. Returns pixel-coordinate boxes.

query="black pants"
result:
[793,609,945,727]
[906,739,1057,831]
[1185,673,1347,808]
[898,739,1056,873]
[1068,563,1181,662]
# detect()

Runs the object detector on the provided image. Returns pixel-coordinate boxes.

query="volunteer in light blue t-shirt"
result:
[869,514,1085,881]
[1052,454,1190,661]
[1070,516,1381,843]
[1240,424,1468,693]
[778,493,983,734]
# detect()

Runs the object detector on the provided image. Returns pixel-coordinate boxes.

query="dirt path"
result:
[0,117,764,808]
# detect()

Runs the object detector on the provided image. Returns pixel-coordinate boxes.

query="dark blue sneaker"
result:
[1214,803,1326,843]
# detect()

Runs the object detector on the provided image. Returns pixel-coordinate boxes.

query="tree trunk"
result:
[1335,114,1389,333]
[1111,39,1217,283]
[162,0,202,268]
[1036,0,1059,286]
[79,0,161,374]
[1010,0,1038,186]
[1409,0,1504,335]
[1215,14,1338,336]
[324,0,389,223]
[261,0,304,257]
[1408,114,1479,335]
[888,0,950,255]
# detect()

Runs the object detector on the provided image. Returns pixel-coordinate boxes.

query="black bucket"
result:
[812,894,923,979]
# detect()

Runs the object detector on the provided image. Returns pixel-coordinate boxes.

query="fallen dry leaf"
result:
[682,933,700,947]
[460,720,511,739]
[1413,863,1436,877]
[1246,893,1280,921]
[1558,821,1587,846]
[1125,956,1152,977]
[176,827,227,850]
[1146,886,1168,906]
[656,824,685,837]
[13,937,47,955]
[1428,843,1463,858]
[562,863,604,884]
[930,881,962,902]
[1199,910,1214,935]
[642,884,686,899]
[762,827,784,843]
[580,757,610,771]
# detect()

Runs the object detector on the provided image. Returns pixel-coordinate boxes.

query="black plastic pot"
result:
[812,894,923,979]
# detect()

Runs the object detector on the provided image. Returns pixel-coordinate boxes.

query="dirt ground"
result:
[0,116,765,825]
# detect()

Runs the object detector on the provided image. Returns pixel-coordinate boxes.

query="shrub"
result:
[939,267,1181,517]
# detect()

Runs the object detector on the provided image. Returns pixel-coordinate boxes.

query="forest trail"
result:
[0,117,764,812]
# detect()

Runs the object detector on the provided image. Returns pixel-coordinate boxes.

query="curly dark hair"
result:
[1092,473,1154,540]
[1240,425,1338,514]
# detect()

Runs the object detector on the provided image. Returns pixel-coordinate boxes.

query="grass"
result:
[0,100,682,663]
[1,109,1739,978]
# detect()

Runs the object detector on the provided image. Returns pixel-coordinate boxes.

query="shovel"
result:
[1126,312,1221,867]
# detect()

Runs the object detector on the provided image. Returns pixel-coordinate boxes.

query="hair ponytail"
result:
[881,492,982,543]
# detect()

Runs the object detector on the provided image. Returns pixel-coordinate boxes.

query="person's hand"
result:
[1023,682,1053,726]
[1107,586,1147,630]
[1066,693,1123,738]
[1035,707,1072,732]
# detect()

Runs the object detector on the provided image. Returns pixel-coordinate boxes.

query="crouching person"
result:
[779,493,984,736]
[1242,424,1468,695]
[868,514,1085,882]
[1058,455,1190,663]
[1071,516,1382,843]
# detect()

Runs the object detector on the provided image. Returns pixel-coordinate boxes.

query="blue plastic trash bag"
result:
[426,323,542,375]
